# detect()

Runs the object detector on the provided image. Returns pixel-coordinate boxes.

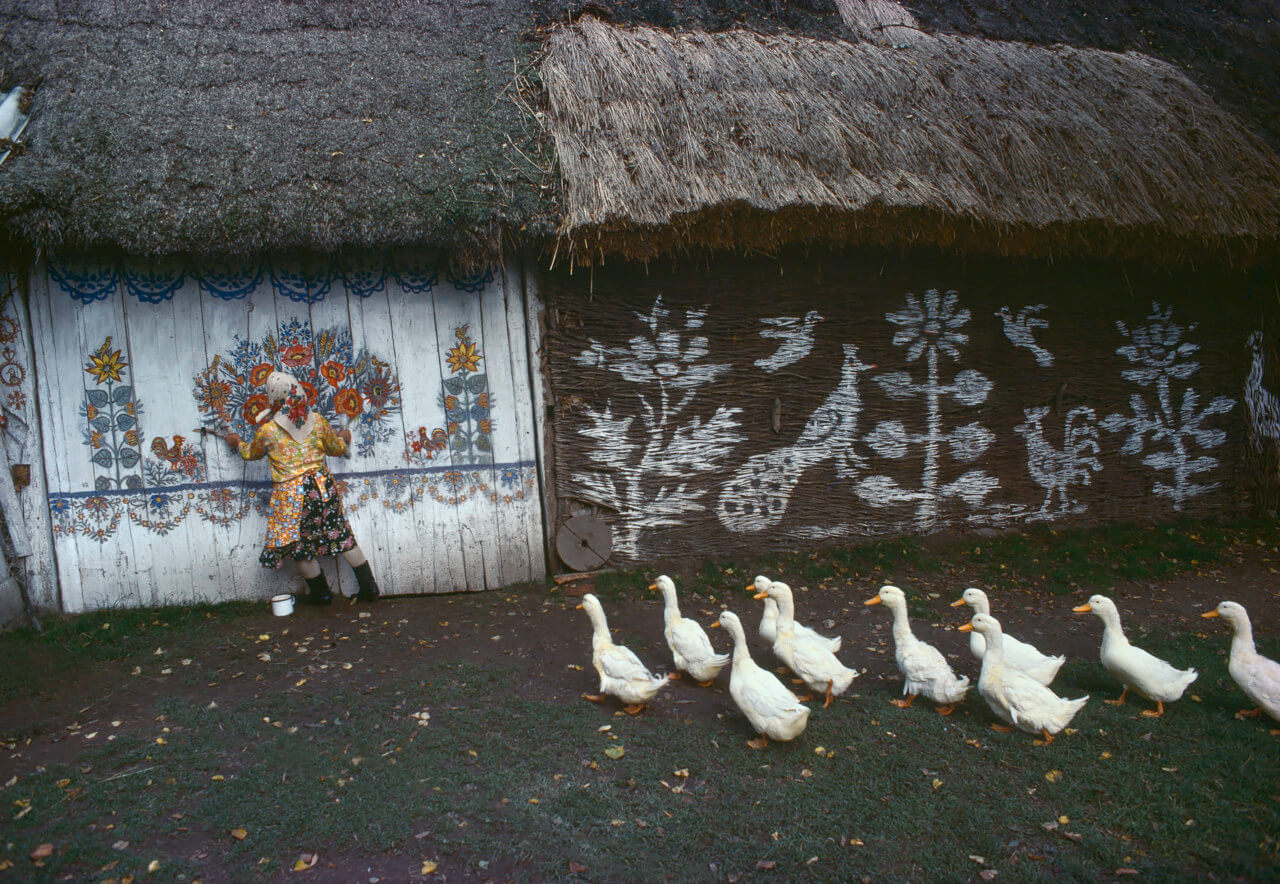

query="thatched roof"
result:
[541,16,1280,265]
[0,0,558,265]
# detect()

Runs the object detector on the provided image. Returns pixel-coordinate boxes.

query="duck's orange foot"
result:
[1141,701,1165,718]
[696,679,714,687]
[1236,707,1263,719]
[581,693,604,703]
[670,671,683,681]
[823,683,834,708]
[891,696,914,709]
[746,736,769,750]
[1105,688,1129,707]
[1032,729,1055,747]
[795,694,814,703]
[991,724,1012,733]
[622,704,646,715]
[935,704,955,716]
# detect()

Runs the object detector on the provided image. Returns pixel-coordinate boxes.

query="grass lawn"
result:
[1,517,1277,881]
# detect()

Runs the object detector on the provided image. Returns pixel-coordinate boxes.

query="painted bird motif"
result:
[717,344,874,532]
[150,434,186,465]
[755,310,824,373]
[1013,405,1102,518]
[995,304,1053,367]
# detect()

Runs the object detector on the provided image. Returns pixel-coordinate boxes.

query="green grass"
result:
[1,515,1277,880]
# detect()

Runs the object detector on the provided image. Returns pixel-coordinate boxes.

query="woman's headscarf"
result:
[262,370,317,443]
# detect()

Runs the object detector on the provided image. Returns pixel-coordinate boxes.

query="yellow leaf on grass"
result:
[293,853,318,872]
[231,828,247,840]
[604,746,625,759]
[147,860,160,872]
[1044,770,1063,783]
[421,860,438,874]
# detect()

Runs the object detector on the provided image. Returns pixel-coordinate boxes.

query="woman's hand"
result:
[224,432,241,449]
[339,428,352,445]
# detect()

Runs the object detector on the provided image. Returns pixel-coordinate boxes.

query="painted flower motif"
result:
[320,360,347,388]
[443,470,464,491]
[123,401,137,416]
[447,421,460,435]
[85,404,99,421]
[444,395,459,411]
[88,430,105,449]
[281,343,314,368]
[149,492,171,513]
[123,429,140,447]
[574,295,729,390]
[178,453,201,477]
[300,381,318,405]
[476,392,490,409]
[478,419,492,434]
[1115,303,1202,386]
[6,390,24,411]
[250,363,274,386]
[334,388,364,417]
[49,498,70,516]
[885,289,970,362]
[244,393,270,423]
[446,339,481,374]
[500,467,520,488]
[83,495,113,517]
[85,337,128,384]
[362,370,398,409]
[199,376,233,413]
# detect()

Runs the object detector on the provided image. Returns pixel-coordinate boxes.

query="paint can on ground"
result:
[271,593,295,617]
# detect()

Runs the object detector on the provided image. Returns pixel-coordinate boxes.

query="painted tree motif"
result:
[572,295,744,558]
[81,336,144,491]
[1099,303,1234,510]
[855,289,998,529]
[1014,405,1102,518]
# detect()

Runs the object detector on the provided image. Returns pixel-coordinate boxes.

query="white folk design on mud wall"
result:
[717,344,874,532]
[1014,405,1102,519]
[1244,330,1280,451]
[755,311,823,372]
[855,289,998,530]
[1099,303,1234,510]
[995,304,1053,367]
[572,296,745,558]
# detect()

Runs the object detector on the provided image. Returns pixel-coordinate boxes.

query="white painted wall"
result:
[30,255,545,612]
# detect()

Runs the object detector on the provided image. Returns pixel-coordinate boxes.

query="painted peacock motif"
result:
[717,344,874,532]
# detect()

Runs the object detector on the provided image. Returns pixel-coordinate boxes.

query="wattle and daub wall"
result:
[544,251,1278,565]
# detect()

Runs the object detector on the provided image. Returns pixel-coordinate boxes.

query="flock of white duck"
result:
[577,576,1280,749]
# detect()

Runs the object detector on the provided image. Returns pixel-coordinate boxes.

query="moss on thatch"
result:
[541,16,1280,266]
[0,0,560,266]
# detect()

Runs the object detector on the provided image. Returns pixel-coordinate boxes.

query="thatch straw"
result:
[541,17,1280,265]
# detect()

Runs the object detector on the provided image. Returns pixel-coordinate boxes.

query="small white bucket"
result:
[270,593,295,617]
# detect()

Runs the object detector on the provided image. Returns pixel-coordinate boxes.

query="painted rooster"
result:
[1013,405,1102,518]
[150,434,186,465]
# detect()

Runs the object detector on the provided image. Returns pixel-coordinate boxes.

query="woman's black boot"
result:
[304,573,333,605]
[352,561,380,602]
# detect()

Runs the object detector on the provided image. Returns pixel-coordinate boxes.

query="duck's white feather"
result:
[955,588,1064,685]
[1209,601,1280,721]
[970,613,1087,736]
[581,594,670,706]
[653,576,730,682]
[720,611,810,742]
[764,581,858,696]
[1082,595,1196,703]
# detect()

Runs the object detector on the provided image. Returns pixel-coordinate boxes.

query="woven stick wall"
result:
[543,252,1262,566]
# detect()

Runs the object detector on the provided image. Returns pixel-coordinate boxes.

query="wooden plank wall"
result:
[542,252,1272,566]
[30,254,545,613]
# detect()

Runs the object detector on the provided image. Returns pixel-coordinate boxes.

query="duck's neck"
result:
[588,609,613,650]
[1229,615,1256,660]
[1098,610,1129,650]
[660,585,682,625]
[726,620,753,667]
[888,602,914,644]
[971,595,991,617]
[978,628,1005,685]
[773,592,796,630]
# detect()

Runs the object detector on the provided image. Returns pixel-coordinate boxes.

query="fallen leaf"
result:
[30,843,54,860]
[1058,815,1070,824]
[969,855,986,865]
[931,778,943,790]
[420,860,438,874]
[604,746,624,759]
[980,870,998,881]
[231,828,247,841]
[147,860,160,873]
[1045,769,1063,783]
[1115,870,1138,876]
[112,840,129,850]
[568,860,587,874]
[293,852,318,872]
[756,859,777,870]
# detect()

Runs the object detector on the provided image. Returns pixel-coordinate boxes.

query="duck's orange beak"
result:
[1201,610,1220,619]
[753,591,768,600]
[744,583,755,591]
[576,603,584,610]
[864,596,882,606]
[647,583,658,591]
[958,623,974,632]
[1072,604,1091,613]
[708,621,721,628]
[950,598,966,607]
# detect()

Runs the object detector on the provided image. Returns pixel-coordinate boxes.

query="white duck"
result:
[1074,594,1197,717]
[749,575,842,652]
[950,587,1065,685]
[1202,601,1280,727]
[650,575,730,685]
[577,593,672,713]
[960,613,1089,745]
[755,580,858,707]
[866,585,969,714]
[716,610,810,748]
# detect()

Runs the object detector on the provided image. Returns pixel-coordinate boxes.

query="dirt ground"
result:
[2,550,1277,881]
